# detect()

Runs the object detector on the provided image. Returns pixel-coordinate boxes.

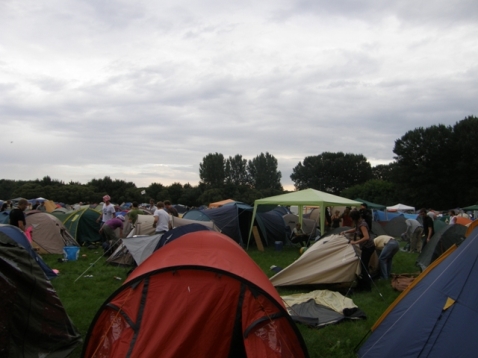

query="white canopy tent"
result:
[386,203,415,212]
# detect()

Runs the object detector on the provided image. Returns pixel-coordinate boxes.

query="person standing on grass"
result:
[448,210,458,225]
[401,219,424,253]
[97,195,115,227]
[148,198,157,214]
[419,208,435,249]
[341,210,375,291]
[164,200,179,217]
[374,235,399,279]
[153,201,171,234]
[340,207,353,227]
[127,201,142,225]
[331,210,342,229]
[100,215,125,255]
[9,199,28,232]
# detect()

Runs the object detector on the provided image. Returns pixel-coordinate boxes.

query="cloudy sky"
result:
[1,1,477,191]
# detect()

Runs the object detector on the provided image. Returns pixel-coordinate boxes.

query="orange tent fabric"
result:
[83,231,308,358]
[208,199,235,208]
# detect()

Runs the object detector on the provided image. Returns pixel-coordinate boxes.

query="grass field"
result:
[43,240,419,358]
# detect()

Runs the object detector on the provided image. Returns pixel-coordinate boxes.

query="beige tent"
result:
[127,214,157,237]
[25,212,79,254]
[270,235,362,286]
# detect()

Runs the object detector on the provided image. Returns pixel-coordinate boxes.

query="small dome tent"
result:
[83,231,309,358]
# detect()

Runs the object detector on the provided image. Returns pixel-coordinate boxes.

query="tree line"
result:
[1,116,477,209]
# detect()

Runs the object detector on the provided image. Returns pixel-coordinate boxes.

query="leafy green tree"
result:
[290,152,373,195]
[393,124,454,208]
[166,183,184,204]
[145,183,165,202]
[372,163,397,182]
[341,179,399,206]
[450,116,478,206]
[0,179,22,199]
[199,153,225,188]
[225,155,250,186]
[198,188,226,206]
[247,152,282,191]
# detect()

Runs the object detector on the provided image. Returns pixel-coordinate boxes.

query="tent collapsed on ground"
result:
[84,231,309,358]
[270,234,362,287]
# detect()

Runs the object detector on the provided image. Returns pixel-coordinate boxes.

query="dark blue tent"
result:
[358,226,478,357]
[0,211,10,224]
[183,203,289,246]
[154,223,212,250]
[0,224,57,280]
[183,202,253,245]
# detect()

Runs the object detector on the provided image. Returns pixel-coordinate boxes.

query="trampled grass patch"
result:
[43,240,419,358]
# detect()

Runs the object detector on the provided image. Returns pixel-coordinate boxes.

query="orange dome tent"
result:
[83,231,308,358]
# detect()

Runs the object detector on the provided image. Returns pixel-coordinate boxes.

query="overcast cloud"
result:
[1,0,477,191]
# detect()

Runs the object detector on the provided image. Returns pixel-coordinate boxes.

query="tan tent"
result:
[270,235,362,286]
[43,200,57,213]
[25,212,79,254]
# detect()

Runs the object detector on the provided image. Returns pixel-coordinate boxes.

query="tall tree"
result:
[341,179,399,206]
[290,152,373,194]
[225,154,249,186]
[372,163,397,182]
[247,152,282,191]
[393,124,454,208]
[199,153,225,188]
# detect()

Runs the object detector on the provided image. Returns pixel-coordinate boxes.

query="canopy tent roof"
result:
[248,189,361,247]
[386,203,415,212]
[463,204,478,210]
[354,198,386,210]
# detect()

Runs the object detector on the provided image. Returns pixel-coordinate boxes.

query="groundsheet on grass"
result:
[282,289,366,328]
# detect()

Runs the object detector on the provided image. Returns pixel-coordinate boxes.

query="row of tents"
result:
[2,191,477,356]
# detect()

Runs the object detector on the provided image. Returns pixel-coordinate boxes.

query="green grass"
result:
[43,241,419,358]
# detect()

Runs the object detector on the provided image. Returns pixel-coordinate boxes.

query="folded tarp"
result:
[282,290,366,328]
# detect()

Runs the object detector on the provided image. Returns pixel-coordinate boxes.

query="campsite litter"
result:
[84,275,93,278]
[113,276,122,281]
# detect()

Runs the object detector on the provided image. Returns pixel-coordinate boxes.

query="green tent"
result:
[354,198,386,210]
[247,189,361,248]
[63,208,102,245]
[463,204,478,210]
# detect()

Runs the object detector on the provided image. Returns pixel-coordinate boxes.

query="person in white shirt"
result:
[97,195,116,226]
[448,210,457,225]
[153,201,171,234]
[148,199,157,214]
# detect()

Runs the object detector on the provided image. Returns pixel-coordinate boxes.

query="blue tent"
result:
[374,210,418,221]
[0,211,10,224]
[358,226,478,357]
[182,202,253,245]
[0,224,57,280]
[183,203,289,246]
[154,223,212,250]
